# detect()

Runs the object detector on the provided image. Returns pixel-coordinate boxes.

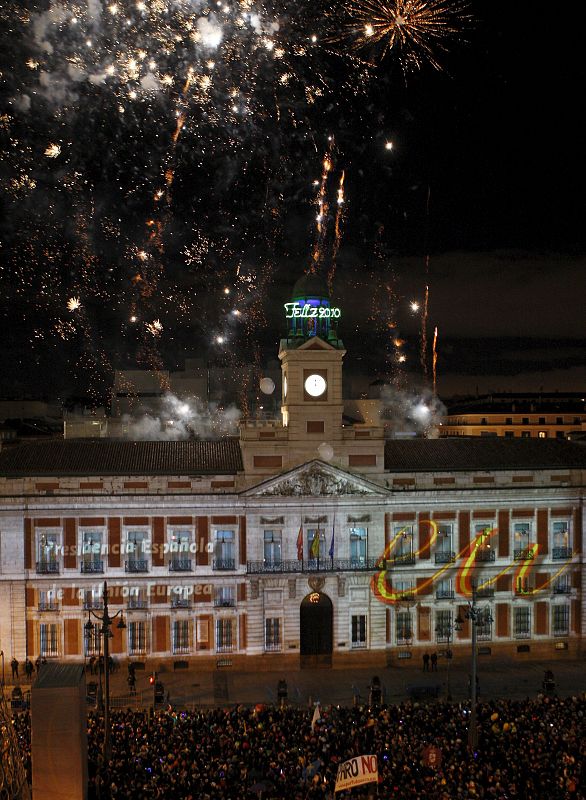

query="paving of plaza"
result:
[5,653,584,710]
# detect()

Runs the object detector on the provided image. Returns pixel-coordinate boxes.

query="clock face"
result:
[304,373,327,397]
[283,374,288,398]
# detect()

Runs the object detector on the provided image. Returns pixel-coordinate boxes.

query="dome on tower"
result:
[291,272,330,301]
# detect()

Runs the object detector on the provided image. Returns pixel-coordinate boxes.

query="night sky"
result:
[0,0,584,405]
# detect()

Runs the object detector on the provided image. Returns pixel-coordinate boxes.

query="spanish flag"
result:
[310,531,321,559]
[296,525,304,560]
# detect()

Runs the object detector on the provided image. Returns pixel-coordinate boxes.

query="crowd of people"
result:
[11,692,585,799]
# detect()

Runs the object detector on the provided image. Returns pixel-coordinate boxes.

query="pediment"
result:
[297,336,335,351]
[243,460,389,497]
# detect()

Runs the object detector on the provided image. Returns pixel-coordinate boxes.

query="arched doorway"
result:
[300,592,333,668]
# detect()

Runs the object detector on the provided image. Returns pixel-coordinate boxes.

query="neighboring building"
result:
[0,277,584,672]
[441,393,586,439]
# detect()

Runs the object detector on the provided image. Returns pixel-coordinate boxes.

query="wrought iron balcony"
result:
[552,547,572,560]
[476,586,495,598]
[81,560,104,574]
[38,602,59,612]
[83,600,104,611]
[435,551,456,564]
[391,553,416,566]
[474,549,495,562]
[214,598,236,608]
[171,597,191,609]
[397,591,415,602]
[552,627,569,637]
[36,561,59,574]
[125,559,149,573]
[264,642,282,652]
[127,598,148,609]
[246,557,379,574]
[169,558,192,572]
[351,640,367,649]
[435,589,455,600]
[213,558,236,571]
[514,547,535,561]
[514,630,531,639]
[216,643,234,653]
[128,646,146,656]
[172,645,191,655]
[477,631,493,642]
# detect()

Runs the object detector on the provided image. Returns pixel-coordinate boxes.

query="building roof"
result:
[0,438,243,477]
[446,392,586,415]
[384,438,586,472]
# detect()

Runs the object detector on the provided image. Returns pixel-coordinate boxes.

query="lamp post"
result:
[84,581,126,762]
[461,579,493,749]
[0,650,4,688]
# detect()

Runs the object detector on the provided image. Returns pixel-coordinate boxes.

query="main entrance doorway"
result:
[300,592,333,668]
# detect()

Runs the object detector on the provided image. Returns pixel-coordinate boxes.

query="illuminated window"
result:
[128,621,146,655]
[40,623,59,657]
[172,620,190,654]
[263,530,282,564]
[351,615,367,648]
[216,618,234,653]
[349,527,367,565]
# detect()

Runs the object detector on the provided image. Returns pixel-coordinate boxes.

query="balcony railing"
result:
[396,635,413,646]
[476,586,495,598]
[38,602,59,612]
[246,557,379,574]
[351,640,367,649]
[435,589,455,600]
[214,598,236,608]
[213,558,236,571]
[435,551,456,564]
[128,646,147,656]
[169,559,192,572]
[474,550,495,562]
[264,642,282,652]
[514,547,535,561]
[514,630,531,639]
[125,559,149,573]
[391,553,416,566]
[83,600,104,611]
[171,597,191,609]
[36,561,59,574]
[172,645,191,655]
[216,643,234,654]
[552,627,569,637]
[81,560,104,574]
[127,598,148,609]
[552,547,572,560]
[477,631,493,642]
[514,586,534,596]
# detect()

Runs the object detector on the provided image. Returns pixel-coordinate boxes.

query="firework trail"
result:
[432,324,438,395]
[328,169,346,294]
[420,280,429,378]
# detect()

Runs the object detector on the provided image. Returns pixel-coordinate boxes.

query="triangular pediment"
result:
[243,460,390,497]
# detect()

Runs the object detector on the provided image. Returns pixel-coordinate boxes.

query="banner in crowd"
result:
[334,754,378,793]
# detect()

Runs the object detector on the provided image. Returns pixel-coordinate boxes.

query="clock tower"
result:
[279,273,346,447]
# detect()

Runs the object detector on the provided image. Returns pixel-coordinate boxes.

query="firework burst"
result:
[344,0,470,71]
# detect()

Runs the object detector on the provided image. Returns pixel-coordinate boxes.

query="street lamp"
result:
[0,650,4,688]
[460,579,493,749]
[84,581,126,761]
[435,613,463,701]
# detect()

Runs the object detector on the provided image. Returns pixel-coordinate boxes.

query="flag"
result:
[311,702,321,732]
[296,524,304,560]
[310,531,320,559]
[328,522,335,559]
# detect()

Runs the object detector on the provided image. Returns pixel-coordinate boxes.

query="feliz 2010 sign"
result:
[284,302,341,319]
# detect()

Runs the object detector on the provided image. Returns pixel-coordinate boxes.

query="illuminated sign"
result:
[284,302,341,320]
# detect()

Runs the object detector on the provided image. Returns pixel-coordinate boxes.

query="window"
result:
[505,418,513,425]
[38,589,59,612]
[538,417,545,424]
[349,527,367,565]
[435,609,452,642]
[436,577,454,600]
[394,579,414,601]
[521,431,531,438]
[435,524,454,563]
[351,615,367,648]
[522,418,529,424]
[263,530,282,565]
[476,609,493,641]
[556,417,563,424]
[128,587,148,609]
[514,607,531,638]
[265,618,282,651]
[81,530,104,573]
[37,531,59,574]
[40,623,59,657]
[396,610,412,644]
[474,524,495,561]
[306,529,325,561]
[553,574,571,594]
[172,619,190,654]
[393,525,414,564]
[169,530,192,571]
[214,530,235,570]
[216,618,234,653]
[84,587,103,610]
[538,431,547,439]
[556,431,565,439]
[552,605,569,636]
[552,522,571,559]
[214,586,235,608]
[513,523,532,559]
[126,531,149,572]
[84,624,101,656]
[128,621,146,654]
[504,431,514,438]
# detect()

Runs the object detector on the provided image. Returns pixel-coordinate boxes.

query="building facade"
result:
[0,278,585,672]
